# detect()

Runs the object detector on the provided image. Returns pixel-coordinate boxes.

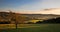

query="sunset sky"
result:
[0,0,60,14]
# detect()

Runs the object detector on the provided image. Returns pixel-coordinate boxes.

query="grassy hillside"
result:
[0,12,60,24]
[0,24,60,32]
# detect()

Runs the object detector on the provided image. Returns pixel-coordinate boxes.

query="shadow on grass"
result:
[0,28,21,32]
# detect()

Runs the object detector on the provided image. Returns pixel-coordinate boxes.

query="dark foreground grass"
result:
[0,24,60,32]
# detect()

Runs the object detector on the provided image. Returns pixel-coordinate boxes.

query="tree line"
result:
[27,17,60,24]
[36,17,60,24]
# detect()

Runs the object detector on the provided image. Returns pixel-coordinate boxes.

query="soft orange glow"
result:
[19,8,60,15]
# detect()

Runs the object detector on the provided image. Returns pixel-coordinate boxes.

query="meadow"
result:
[0,24,60,32]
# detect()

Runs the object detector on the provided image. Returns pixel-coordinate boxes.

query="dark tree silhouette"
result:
[35,17,60,24]
[43,17,60,24]
[36,21,42,24]
[0,21,10,24]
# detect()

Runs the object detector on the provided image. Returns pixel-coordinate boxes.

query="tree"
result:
[36,21,42,24]
[7,10,27,29]
[14,13,27,29]
[7,10,18,29]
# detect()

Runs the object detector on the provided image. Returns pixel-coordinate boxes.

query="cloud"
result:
[41,0,60,9]
[36,8,60,15]
[16,0,60,12]
[1,0,60,15]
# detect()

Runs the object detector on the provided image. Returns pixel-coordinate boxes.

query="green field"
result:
[0,24,60,32]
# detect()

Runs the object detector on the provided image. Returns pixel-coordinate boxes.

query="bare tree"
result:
[8,10,26,29]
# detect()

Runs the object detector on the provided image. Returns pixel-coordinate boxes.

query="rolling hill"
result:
[0,12,60,24]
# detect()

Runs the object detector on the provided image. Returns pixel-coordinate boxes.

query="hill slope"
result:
[0,12,60,24]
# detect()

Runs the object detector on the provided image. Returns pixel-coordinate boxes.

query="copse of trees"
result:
[36,21,43,24]
[54,17,60,23]
[35,17,60,24]
[0,21,10,24]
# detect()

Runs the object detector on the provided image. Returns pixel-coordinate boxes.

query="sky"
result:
[0,0,60,14]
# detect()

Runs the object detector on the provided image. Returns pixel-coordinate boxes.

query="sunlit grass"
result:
[0,24,60,32]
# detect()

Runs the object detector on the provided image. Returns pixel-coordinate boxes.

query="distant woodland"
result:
[0,12,60,24]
